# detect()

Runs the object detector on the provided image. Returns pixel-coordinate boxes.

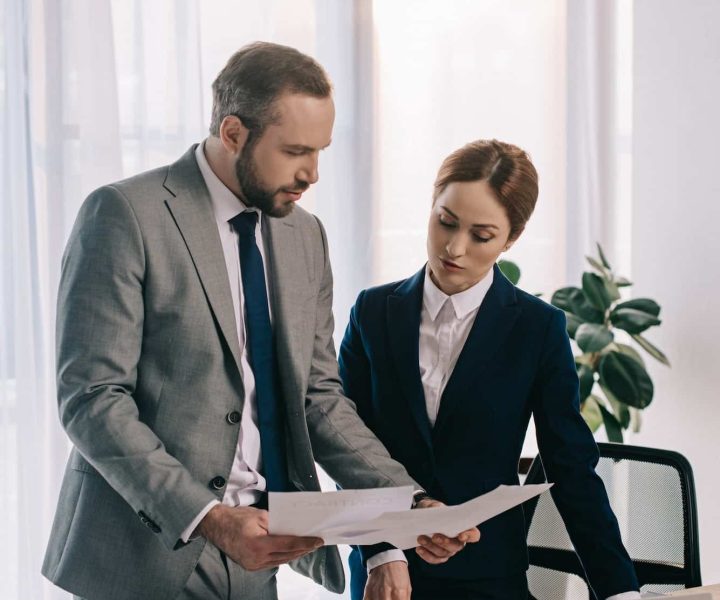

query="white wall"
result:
[631,0,720,584]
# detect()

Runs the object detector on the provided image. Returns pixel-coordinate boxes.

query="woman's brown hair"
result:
[433,139,539,241]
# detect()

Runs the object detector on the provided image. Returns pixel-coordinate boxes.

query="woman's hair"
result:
[433,139,539,241]
[209,41,332,138]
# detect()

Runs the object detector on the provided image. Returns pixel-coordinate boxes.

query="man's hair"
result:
[433,139,539,241]
[209,41,332,137]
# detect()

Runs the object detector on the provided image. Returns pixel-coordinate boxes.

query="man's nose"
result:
[299,155,319,185]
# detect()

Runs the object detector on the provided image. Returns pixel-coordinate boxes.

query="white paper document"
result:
[268,485,414,539]
[642,594,714,599]
[269,483,552,550]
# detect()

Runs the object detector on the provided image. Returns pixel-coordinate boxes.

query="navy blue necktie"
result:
[230,211,290,492]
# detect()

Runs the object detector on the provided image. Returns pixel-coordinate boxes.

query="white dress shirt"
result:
[180,141,272,541]
[367,268,640,600]
[418,267,494,425]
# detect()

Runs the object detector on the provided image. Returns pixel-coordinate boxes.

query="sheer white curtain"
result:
[1,1,72,599]
[371,0,569,306]
[565,0,633,281]
[2,0,364,598]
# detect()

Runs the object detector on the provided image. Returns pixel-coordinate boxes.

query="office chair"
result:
[523,442,701,599]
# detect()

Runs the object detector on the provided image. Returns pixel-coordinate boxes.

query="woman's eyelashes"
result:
[438,216,492,243]
[472,233,492,244]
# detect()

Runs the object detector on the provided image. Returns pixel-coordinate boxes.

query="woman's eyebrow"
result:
[440,206,499,229]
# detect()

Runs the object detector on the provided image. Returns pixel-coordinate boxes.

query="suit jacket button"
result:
[210,476,226,490]
[226,411,241,424]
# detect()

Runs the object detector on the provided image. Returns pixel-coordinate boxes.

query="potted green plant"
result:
[499,245,669,442]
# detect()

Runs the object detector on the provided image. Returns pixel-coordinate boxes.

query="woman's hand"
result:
[414,498,481,564]
[363,561,412,600]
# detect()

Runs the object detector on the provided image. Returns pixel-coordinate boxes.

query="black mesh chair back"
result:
[523,442,701,599]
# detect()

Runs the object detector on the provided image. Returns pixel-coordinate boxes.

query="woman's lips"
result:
[440,258,463,272]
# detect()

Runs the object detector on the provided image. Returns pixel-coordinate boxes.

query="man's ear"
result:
[218,115,250,156]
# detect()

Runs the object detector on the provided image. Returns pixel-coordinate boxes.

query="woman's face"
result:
[427,179,516,295]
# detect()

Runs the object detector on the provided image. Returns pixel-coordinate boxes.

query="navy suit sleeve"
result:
[338,292,398,566]
[532,309,639,599]
[338,291,373,424]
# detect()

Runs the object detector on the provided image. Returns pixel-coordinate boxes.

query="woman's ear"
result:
[503,227,524,252]
[219,115,251,156]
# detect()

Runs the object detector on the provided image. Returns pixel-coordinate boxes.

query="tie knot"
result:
[229,211,258,236]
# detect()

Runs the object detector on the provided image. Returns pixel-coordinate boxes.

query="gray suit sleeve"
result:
[303,217,418,491]
[56,185,217,550]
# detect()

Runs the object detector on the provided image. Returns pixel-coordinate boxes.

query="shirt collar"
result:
[423,265,494,321]
[194,140,260,226]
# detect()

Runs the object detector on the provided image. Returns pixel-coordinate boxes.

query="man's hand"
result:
[196,504,323,571]
[363,561,412,600]
[414,498,481,565]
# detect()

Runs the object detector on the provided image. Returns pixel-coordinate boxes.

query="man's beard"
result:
[234,145,304,218]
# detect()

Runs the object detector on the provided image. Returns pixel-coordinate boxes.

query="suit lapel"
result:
[264,214,317,489]
[433,265,521,435]
[387,267,433,448]
[163,146,243,376]
[264,214,312,399]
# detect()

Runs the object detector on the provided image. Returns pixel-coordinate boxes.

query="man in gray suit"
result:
[43,42,478,600]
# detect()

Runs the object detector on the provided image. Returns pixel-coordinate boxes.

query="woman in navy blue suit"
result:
[339,140,640,600]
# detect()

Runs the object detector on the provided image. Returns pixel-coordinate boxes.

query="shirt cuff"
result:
[180,500,220,543]
[606,592,642,600]
[366,549,407,573]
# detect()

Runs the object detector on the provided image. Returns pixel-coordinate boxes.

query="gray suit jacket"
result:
[42,146,416,599]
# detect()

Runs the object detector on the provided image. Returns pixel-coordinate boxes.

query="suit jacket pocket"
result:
[69,449,100,477]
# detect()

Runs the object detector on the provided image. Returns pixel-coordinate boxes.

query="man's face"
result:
[235,93,335,217]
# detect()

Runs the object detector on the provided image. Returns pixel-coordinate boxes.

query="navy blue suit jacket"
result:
[338,264,639,600]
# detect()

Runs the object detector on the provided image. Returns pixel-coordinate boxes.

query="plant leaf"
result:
[582,272,612,311]
[577,364,595,402]
[599,403,624,442]
[597,243,612,269]
[604,279,621,302]
[576,323,614,353]
[615,276,633,287]
[610,307,662,334]
[565,313,583,339]
[551,287,604,324]
[599,351,654,409]
[581,395,603,432]
[632,333,671,367]
[613,342,645,367]
[551,287,578,312]
[615,298,661,317]
[599,382,631,429]
[586,256,607,275]
[497,259,521,285]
